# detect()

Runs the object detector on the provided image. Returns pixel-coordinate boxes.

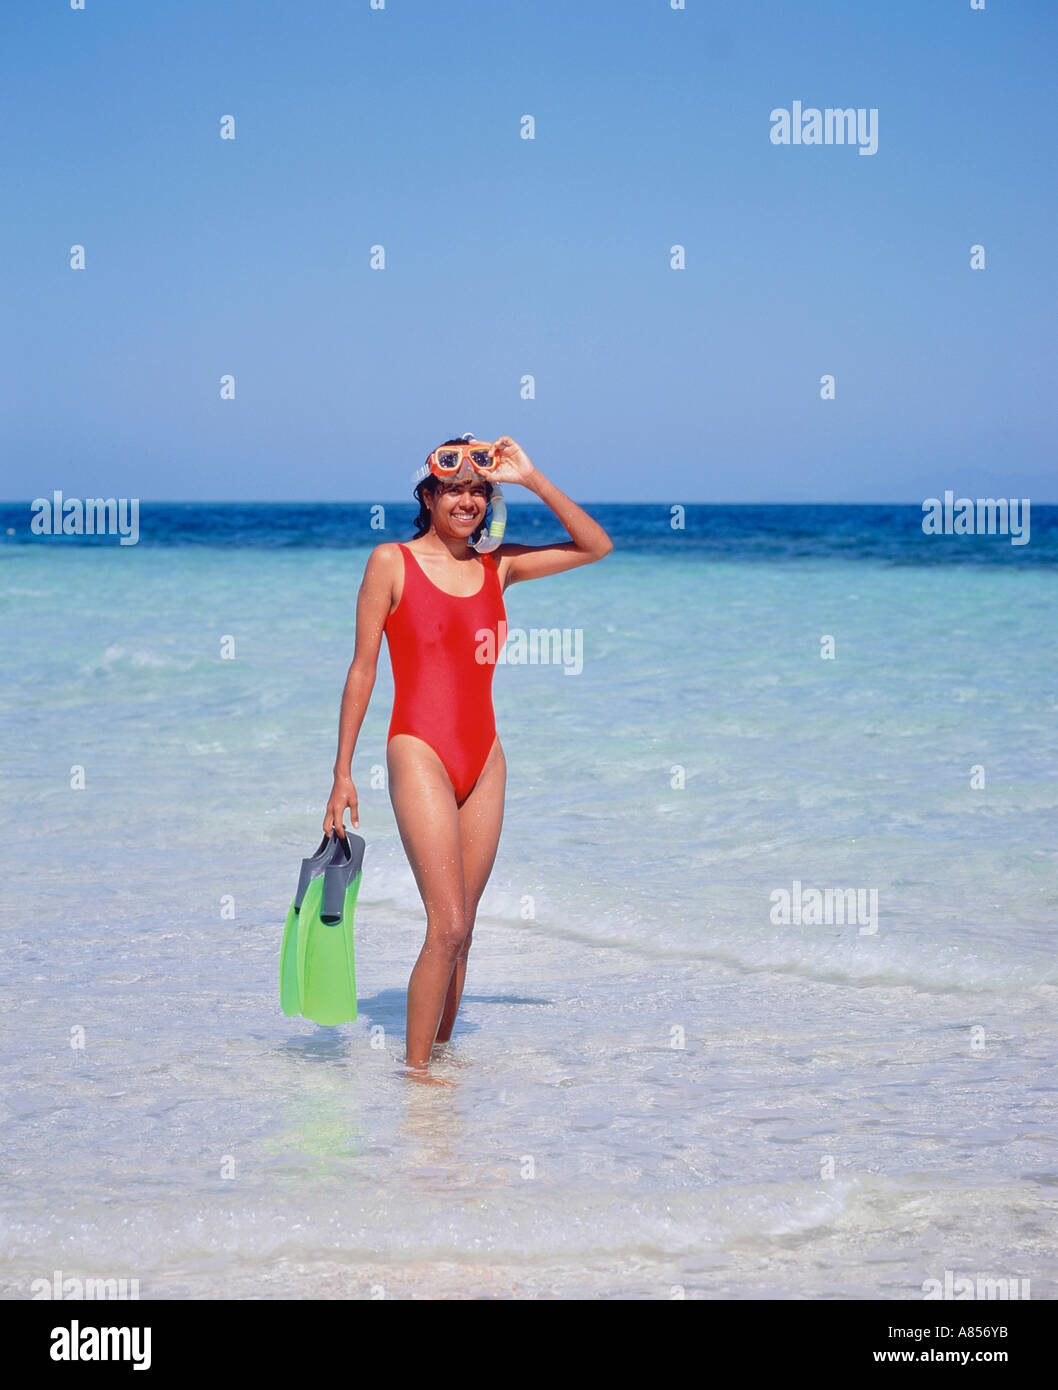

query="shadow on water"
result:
[275,1027,354,1062]
[457,994,553,1006]
[276,988,553,1057]
[354,988,553,1041]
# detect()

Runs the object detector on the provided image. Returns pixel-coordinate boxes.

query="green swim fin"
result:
[281,832,364,1026]
[280,832,334,1017]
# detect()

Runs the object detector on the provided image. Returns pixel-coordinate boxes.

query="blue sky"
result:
[2,0,1055,503]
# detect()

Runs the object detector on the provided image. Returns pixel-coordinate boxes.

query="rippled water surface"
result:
[1,505,1055,1298]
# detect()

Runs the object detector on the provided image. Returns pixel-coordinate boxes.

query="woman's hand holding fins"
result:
[324,772,359,839]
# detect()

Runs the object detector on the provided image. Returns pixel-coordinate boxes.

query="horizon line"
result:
[5,498,1055,509]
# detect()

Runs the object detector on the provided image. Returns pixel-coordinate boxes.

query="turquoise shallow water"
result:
[1,509,1056,1299]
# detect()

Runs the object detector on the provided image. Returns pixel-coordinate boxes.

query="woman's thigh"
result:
[387,734,465,933]
[457,737,506,910]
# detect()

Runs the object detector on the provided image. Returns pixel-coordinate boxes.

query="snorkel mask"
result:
[412,433,507,553]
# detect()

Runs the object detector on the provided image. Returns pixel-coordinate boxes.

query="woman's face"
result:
[430,477,488,538]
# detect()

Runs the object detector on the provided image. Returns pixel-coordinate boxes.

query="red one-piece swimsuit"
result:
[384,542,507,801]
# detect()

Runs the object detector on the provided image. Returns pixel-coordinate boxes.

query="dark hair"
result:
[412,437,494,542]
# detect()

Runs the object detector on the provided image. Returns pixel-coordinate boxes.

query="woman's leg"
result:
[435,738,506,1044]
[387,734,468,1069]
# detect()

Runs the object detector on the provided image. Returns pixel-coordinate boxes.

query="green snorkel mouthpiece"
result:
[471,481,506,553]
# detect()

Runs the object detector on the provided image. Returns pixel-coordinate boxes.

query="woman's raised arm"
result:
[489,438,612,588]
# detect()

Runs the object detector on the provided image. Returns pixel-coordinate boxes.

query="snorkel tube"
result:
[470,481,506,553]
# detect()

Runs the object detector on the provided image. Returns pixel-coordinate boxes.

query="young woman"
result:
[323,435,612,1073]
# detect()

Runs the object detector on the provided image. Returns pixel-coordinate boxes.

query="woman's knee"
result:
[424,912,469,959]
[456,904,479,958]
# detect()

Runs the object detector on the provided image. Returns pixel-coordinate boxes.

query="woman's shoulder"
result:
[369,540,407,560]
[363,540,407,578]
